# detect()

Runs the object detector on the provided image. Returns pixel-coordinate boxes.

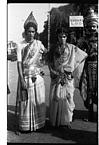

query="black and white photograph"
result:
[6,1,98,144]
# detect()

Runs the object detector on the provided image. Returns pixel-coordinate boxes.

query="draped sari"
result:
[16,40,46,131]
[49,43,87,126]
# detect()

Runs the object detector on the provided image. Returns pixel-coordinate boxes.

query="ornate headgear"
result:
[84,8,98,26]
[24,11,38,30]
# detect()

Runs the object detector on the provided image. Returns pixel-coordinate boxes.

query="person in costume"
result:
[48,27,87,128]
[78,8,98,122]
[16,11,47,132]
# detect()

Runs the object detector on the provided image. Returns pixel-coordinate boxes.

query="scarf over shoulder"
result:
[61,43,87,73]
[49,43,87,88]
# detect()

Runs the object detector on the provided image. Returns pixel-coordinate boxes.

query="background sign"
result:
[69,16,83,27]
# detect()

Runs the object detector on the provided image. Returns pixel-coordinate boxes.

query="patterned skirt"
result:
[87,61,97,104]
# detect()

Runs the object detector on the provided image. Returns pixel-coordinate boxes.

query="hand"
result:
[39,48,44,54]
[31,77,37,83]
[40,71,45,76]
[21,79,27,90]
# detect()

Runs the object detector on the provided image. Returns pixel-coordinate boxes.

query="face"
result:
[26,27,35,41]
[58,33,67,44]
[87,22,98,33]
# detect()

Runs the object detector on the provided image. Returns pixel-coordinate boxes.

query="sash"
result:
[22,40,40,67]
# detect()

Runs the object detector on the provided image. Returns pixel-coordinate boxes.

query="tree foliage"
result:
[39,3,98,49]
[73,3,98,17]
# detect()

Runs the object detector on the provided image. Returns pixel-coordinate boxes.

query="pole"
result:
[48,3,50,52]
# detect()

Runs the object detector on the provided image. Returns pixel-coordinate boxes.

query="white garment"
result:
[17,39,46,131]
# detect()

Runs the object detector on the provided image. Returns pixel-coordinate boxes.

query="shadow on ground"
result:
[38,124,97,144]
[46,105,88,121]
[7,105,97,144]
[7,105,18,132]
[73,109,88,120]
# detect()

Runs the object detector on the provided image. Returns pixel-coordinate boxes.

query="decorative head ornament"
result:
[84,8,98,26]
[24,11,38,31]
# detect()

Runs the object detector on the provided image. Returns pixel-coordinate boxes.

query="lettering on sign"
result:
[69,16,83,27]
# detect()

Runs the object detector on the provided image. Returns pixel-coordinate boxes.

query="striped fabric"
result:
[79,68,88,107]
[80,60,97,108]
[18,75,46,131]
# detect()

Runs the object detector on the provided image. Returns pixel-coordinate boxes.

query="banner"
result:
[69,16,83,27]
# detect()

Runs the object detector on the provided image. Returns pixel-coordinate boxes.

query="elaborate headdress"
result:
[84,8,98,26]
[24,11,38,31]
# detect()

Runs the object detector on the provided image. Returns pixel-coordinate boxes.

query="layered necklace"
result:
[57,43,70,64]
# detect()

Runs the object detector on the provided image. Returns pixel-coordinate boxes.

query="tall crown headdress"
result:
[24,11,38,30]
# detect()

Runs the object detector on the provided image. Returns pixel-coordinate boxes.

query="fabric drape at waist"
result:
[23,67,41,78]
[51,71,73,80]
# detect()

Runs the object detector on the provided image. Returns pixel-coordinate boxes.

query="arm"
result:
[48,63,60,81]
[17,43,27,89]
[17,62,27,89]
[49,62,59,75]
[39,41,48,65]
